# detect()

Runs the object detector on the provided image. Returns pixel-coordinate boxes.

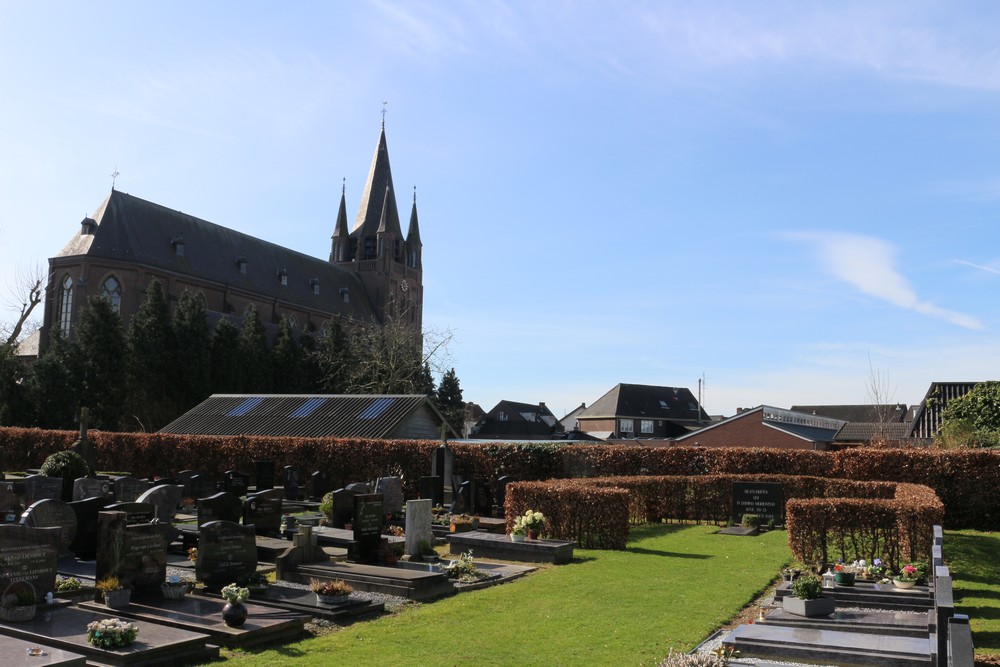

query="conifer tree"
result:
[75,296,126,430]
[238,305,271,392]
[271,316,305,392]
[26,328,78,429]
[435,367,465,436]
[125,279,176,431]
[210,318,242,393]
[173,290,211,411]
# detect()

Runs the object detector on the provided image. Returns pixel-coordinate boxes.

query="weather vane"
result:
[381,101,388,127]
[111,166,120,190]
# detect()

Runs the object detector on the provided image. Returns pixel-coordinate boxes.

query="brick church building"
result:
[40,124,423,350]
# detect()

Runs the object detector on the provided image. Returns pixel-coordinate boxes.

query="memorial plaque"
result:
[0,524,60,600]
[104,501,156,525]
[73,477,111,501]
[283,466,299,501]
[352,493,384,563]
[136,484,182,522]
[242,489,282,536]
[23,474,63,505]
[0,481,21,522]
[68,495,111,560]
[376,476,404,517]
[331,488,354,528]
[419,475,444,508]
[196,520,258,588]
[20,499,78,552]
[96,511,171,593]
[197,492,243,527]
[224,470,249,497]
[731,481,783,525]
[309,470,333,501]
[255,460,275,491]
[113,476,149,503]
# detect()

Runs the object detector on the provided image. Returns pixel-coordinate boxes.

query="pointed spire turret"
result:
[330,179,350,262]
[406,186,422,269]
[352,126,396,237]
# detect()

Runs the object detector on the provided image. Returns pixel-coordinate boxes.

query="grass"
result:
[945,530,1000,660]
[219,524,792,666]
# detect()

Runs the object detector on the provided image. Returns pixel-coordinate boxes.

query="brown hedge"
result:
[504,480,630,549]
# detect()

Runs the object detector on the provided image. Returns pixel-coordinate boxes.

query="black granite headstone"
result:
[345,482,370,495]
[495,475,513,515]
[309,470,333,501]
[331,488,354,528]
[136,484,182,523]
[450,480,471,514]
[177,470,198,499]
[72,477,111,502]
[196,520,258,588]
[112,476,149,503]
[242,488,282,536]
[731,481,784,525]
[224,470,249,496]
[23,474,63,505]
[197,492,243,527]
[96,511,170,593]
[20,498,78,552]
[192,474,218,499]
[0,524,59,600]
[352,493,384,564]
[283,466,299,501]
[255,460,275,491]
[68,495,112,560]
[418,475,443,508]
[104,502,156,525]
[473,478,494,516]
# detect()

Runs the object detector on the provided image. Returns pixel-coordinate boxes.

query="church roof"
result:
[55,189,379,323]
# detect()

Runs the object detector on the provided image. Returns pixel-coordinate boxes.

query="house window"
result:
[58,275,73,335]
[498,411,507,421]
[101,276,121,313]
[619,418,634,433]
[640,420,654,434]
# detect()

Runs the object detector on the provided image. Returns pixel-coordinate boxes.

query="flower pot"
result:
[222,601,248,627]
[161,583,189,600]
[834,572,855,586]
[315,593,350,605]
[103,589,131,610]
[0,605,35,622]
[510,533,526,543]
[893,579,916,590]
[782,596,834,617]
[528,531,540,540]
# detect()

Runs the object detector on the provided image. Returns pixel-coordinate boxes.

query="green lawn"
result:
[946,530,1000,659]
[220,524,792,666]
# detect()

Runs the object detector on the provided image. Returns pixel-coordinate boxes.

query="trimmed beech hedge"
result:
[785,482,943,570]
[0,428,994,529]
[504,480,630,549]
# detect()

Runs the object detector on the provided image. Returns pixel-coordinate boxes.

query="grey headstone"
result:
[23,474,63,505]
[196,520,258,588]
[113,476,149,503]
[20,498,78,553]
[376,476,404,516]
[96,511,171,594]
[68,495,112,560]
[104,502,156,525]
[0,524,60,600]
[404,499,433,558]
[136,484,182,523]
[197,492,243,527]
[72,477,111,502]
[242,488,282,536]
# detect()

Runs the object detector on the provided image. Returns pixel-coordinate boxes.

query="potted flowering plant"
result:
[161,575,191,600]
[865,558,889,582]
[834,560,859,586]
[96,576,131,609]
[893,564,920,590]
[783,575,834,617]
[220,583,250,627]
[310,578,353,604]
[519,509,545,539]
[86,617,138,649]
[510,521,527,542]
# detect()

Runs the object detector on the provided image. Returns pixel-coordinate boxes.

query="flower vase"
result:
[222,601,248,627]
[511,533,525,543]
[528,530,540,540]
[834,572,855,586]
[893,579,916,590]
[104,589,131,610]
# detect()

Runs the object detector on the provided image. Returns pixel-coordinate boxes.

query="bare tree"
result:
[2,263,46,350]
[865,354,897,447]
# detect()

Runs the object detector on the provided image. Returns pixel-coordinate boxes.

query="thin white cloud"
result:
[956,259,1000,276]
[789,231,982,330]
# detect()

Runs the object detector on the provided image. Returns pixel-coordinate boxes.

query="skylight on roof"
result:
[227,396,265,417]
[290,397,327,419]
[358,397,395,420]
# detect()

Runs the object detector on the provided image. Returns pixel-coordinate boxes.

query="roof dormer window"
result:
[80,217,97,236]
[309,278,320,295]
[236,257,247,274]
[171,236,185,256]
[339,287,349,303]
[277,269,288,286]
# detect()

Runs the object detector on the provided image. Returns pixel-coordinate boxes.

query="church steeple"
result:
[353,126,395,238]
[406,187,422,270]
[330,180,350,262]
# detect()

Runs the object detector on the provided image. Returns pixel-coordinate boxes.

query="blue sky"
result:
[2,2,999,418]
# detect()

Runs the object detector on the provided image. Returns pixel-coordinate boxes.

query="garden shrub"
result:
[39,449,90,501]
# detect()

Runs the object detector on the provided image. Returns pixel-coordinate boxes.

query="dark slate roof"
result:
[675,405,845,444]
[790,404,910,423]
[834,422,912,442]
[352,127,401,239]
[159,394,456,439]
[578,383,708,422]
[908,381,982,439]
[57,190,378,323]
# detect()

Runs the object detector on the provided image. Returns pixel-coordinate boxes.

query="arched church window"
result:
[58,275,74,335]
[101,276,122,313]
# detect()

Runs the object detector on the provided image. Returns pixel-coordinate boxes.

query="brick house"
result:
[575,383,709,440]
[673,405,845,450]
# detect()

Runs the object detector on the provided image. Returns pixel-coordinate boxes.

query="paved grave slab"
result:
[0,604,218,667]
[774,580,933,612]
[760,607,930,638]
[448,530,576,564]
[728,622,932,667]
[288,561,454,601]
[0,633,87,666]
[233,584,383,622]
[79,593,307,648]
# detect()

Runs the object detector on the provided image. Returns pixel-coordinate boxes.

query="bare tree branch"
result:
[3,263,46,349]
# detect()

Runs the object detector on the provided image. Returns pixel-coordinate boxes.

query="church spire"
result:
[406,186,422,269]
[330,179,350,262]
[352,125,396,238]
